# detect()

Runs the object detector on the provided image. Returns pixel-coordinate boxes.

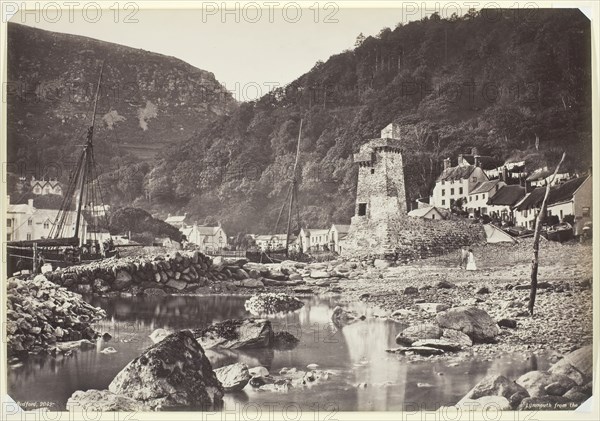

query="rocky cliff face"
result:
[7,22,237,169]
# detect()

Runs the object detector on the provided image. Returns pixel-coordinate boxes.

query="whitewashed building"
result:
[181,223,227,252]
[328,224,350,254]
[6,197,77,241]
[407,206,444,220]
[466,179,506,217]
[430,159,489,209]
[546,176,592,236]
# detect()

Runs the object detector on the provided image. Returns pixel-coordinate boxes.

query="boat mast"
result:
[74,62,104,241]
[285,119,302,256]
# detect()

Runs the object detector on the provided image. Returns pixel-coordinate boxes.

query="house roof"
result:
[331,224,351,233]
[437,165,477,182]
[182,225,222,237]
[408,206,441,218]
[515,187,547,211]
[487,185,526,206]
[459,155,499,170]
[470,180,503,195]
[526,168,552,182]
[165,215,186,223]
[548,176,589,206]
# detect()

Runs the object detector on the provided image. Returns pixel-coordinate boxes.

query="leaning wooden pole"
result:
[285,119,303,256]
[529,152,565,315]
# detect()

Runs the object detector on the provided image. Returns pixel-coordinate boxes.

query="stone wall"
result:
[341,215,485,262]
[43,251,231,296]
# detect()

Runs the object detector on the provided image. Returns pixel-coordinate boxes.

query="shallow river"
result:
[8,294,550,412]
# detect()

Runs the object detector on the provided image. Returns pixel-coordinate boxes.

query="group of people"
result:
[460,246,477,271]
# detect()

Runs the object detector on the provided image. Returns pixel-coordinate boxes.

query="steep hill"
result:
[8,10,592,236]
[7,22,237,174]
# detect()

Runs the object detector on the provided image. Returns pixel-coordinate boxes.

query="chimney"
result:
[471,147,479,156]
[502,166,508,182]
[443,158,451,170]
[28,198,34,210]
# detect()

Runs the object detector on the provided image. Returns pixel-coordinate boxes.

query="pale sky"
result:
[10,4,422,100]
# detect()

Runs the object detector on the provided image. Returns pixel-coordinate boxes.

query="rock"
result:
[457,375,529,409]
[108,330,223,410]
[544,382,567,396]
[373,259,391,269]
[310,270,330,279]
[113,270,133,290]
[244,293,303,315]
[243,263,269,275]
[404,286,419,295]
[518,396,579,410]
[248,366,269,377]
[391,309,417,318]
[166,279,187,291]
[306,363,319,370]
[436,280,455,289]
[436,307,500,343]
[415,303,450,313]
[441,329,473,347]
[239,279,264,289]
[386,346,444,356]
[331,306,361,327]
[143,288,167,297]
[214,363,251,392]
[193,319,273,349]
[100,347,117,354]
[149,328,172,344]
[411,339,463,352]
[271,331,300,350]
[549,345,593,382]
[498,319,518,329]
[563,388,590,402]
[457,396,512,410]
[102,332,112,341]
[514,282,552,290]
[395,323,443,346]
[548,362,586,386]
[516,371,576,398]
[476,287,490,294]
[67,389,150,411]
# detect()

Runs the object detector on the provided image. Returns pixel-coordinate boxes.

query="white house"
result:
[328,224,350,254]
[6,197,78,242]
[181,223,227,252]
[297,228,330,252]
[466,179,505,217]
[546,176,592,236]
[165,213,188,229]
[430,159,489,209]
[514,187,547,230]
[527,167,572,187]
[407,206,444,220]
[486,185,526,223]
[30,176,63,196]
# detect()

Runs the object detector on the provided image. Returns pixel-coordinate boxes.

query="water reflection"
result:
[8,295,549,411]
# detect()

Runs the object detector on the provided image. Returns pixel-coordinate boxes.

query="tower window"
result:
[459,187,463,194]
[442,189,445,196]
[370,168,375,174]
[451,188,455,195]
[358,203,367,216]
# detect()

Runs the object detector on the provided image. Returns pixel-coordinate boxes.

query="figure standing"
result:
[466,249,477,271]
[459,246,468,268]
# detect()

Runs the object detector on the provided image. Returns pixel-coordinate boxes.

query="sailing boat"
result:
[7,62,116,273]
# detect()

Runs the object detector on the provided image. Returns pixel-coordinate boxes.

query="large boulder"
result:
[441,329,473,347]
[435,307,500,343]
[457,375,529,409]
[108,330,223,410]
[214,363,251,392]
[193,319,273,349]
[331,306,362,328]
[516,370,577,398]
[67,390,150,411]
[113,270,133,290]
[395,323,443,346]
[549,345,593,383]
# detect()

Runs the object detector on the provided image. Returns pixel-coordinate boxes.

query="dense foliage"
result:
[9,10,592,235]
[108,207,182,244]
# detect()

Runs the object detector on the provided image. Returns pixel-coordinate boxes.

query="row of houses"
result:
[421,150,592,236]
[253,224,351,254]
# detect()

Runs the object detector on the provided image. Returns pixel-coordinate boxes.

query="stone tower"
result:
[353,122,407,220]
[341,122,408,257]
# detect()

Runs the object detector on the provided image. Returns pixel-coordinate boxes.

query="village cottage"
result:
[407,206,444,220]
[430,159,489,209]
[486,185,526,224]
[181,223,227,252]
[546,176,592,236]
[6,197,77,242]
[328,224,351,254]
[466,179,506,217]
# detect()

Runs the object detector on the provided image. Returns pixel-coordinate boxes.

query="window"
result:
[431,214,435,220]
[27,233,32,241]
[7,219,11,227]
[451,188,455,195]
[358,203,367,216]
[560,210,564,219]
[28,219,32,226]
[582,207,591,217]
[44,222,50,229]
[441,199,445,206]
[442,189,445,196]
[469,196,472,202]
[7,233,11,241]
[450,199,455,206]
[459,187,463,195]
[370,168,375,174]
[475,195,479,200]
[472,177,477,183]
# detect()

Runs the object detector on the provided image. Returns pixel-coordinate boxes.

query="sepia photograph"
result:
[1,1,597,418]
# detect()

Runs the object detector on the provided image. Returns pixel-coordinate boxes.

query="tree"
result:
[354,32,366,48]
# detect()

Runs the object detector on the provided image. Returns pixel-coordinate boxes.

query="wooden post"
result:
[32,242,38,275]
[529,152,565,315]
